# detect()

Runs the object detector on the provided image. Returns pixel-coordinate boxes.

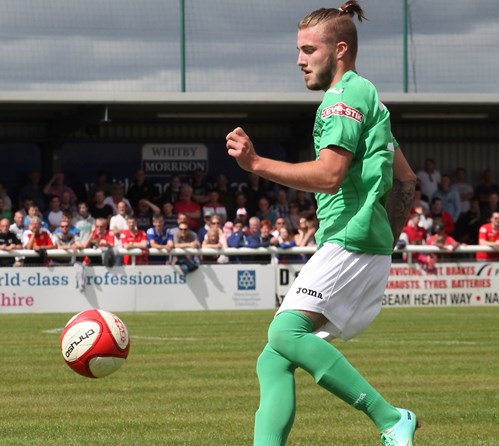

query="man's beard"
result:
[307,57,336,91]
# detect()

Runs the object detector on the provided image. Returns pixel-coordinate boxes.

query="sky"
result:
[0,0,498,94]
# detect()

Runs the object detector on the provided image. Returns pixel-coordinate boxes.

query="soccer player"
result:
[225,3,418,446]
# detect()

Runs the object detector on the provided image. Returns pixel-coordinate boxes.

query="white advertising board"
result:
[3,261,499,314]
[0,265,275,314]
[277,262,499,307]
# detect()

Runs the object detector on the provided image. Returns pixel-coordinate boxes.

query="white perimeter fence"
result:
[0,244,497,263]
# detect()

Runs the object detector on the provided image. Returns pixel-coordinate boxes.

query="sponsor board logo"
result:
[237,270,256,290]
[141,143,209,176]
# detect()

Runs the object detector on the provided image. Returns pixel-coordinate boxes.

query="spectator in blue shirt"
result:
[146,215,173,264]
[228,216,263,263]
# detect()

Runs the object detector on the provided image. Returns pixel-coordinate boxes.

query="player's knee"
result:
[267,312,310,356]
[267,322,292,354]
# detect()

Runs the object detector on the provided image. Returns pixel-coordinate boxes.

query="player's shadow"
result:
[183,265,226,310]
[76,265,108,309]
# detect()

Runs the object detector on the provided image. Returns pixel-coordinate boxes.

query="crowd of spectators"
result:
[396,160,499,271]
[0,168,318,269]
[2,162,499,271]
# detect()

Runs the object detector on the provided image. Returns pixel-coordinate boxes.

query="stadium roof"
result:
[0,92,497,144]
[0,92,498,121]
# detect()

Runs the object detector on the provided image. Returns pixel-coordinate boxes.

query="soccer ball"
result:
[60,309,130,378]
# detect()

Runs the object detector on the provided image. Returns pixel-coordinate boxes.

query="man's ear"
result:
[336,41,348,59]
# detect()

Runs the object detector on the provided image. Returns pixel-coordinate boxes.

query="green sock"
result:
[266,311,401,432]
[254,345,296,446]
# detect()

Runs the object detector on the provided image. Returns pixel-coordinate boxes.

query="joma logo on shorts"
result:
[296,287,323,299]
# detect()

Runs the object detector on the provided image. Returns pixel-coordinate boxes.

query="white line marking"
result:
[133,335,199,342]
[43,329,199,342]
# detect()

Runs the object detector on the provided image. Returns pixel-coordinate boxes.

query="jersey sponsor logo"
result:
[296,286,323,299]
[321,102,363,123]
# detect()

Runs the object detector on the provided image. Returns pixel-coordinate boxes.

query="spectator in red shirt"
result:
[173,184,201,231]
[85,218,115,250]
[425,223,460,272]
[399,212,428,264]
[202,190,228,224]
[80,217,114,265]
[120,215,148,265]
[476,211,499,261]
[22,216,55,265]
[401,212,427,245]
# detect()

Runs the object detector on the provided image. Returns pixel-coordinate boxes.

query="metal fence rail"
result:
[0,245,496,265]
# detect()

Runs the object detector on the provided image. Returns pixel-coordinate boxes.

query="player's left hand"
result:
[225,127,259,172]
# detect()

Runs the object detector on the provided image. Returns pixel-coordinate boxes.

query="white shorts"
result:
[276,243,391,341]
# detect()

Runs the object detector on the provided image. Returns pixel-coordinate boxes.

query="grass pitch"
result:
[0,307,498,445]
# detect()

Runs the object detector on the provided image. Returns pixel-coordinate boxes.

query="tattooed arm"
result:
[385,147,417,248]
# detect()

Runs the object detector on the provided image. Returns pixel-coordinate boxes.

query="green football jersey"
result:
[313,70,395,254]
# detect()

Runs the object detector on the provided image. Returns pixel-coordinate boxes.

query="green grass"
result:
[0,308,498,445]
